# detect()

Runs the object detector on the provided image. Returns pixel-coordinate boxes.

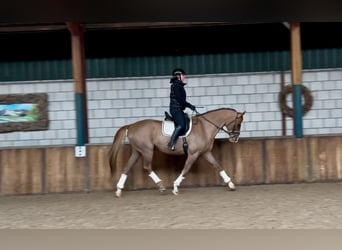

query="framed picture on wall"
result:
[0,93,49,133]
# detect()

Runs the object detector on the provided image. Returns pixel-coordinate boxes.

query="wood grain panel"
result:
[225,139,265,185]
[88,145,113,191]
[309,136,342,182]
[0,148,42,195]
[265,138,309,183]
[2,135,342,196]
[190,156,222,187]
[45,147,86,193]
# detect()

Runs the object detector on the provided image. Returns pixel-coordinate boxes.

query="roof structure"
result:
[1,1,342,79]
[1,0,342,26]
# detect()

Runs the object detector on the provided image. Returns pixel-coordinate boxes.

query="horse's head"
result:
[226,111,246,143]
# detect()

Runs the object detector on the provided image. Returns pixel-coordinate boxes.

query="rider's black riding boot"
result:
[167,126,183,151]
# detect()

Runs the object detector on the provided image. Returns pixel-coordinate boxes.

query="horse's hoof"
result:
[158,183,166,193]
[115,189,122,197]
[228,181,236,191]
[172,190,179,195]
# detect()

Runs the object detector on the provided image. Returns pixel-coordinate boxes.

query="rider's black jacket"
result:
[169,79,195,111]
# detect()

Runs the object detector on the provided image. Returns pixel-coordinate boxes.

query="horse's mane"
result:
[195,108,237,117]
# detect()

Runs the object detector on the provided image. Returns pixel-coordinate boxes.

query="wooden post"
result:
[67,22,88,151]
[290,22,303,138]
[291,22,302,85]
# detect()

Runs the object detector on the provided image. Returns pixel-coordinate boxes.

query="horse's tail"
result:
[108,125,129,178]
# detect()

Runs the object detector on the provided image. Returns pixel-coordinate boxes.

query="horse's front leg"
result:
[202,151,235,191]
[173,153,199,195]
[142,150,166,194]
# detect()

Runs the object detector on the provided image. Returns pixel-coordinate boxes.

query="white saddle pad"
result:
[162,117,193,137]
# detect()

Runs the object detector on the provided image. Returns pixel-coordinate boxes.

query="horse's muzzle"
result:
[228,132,240,143]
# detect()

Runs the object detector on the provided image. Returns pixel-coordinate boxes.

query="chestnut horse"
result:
[108,108,246,197]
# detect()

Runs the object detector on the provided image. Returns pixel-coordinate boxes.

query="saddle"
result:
[162,111,191,137]
[162,111,192,155]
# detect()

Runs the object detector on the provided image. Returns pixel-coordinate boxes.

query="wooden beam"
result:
[67,22,88,145]
[67,22,86,93]
[290,22,302,85]
[290,22,303,138]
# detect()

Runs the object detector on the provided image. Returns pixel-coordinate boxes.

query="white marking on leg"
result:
[219,170,231,183]
[149,171,162,183]
[172,184,179,195]
[117,173,127,189]
[174,175,185,186]
[124,129,129,144]
[172,175,184,195]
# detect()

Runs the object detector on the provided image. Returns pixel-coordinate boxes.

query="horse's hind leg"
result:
[148,171,166,193]
[115,149,140,197]
[140,147,166,193]
[202,152,235,191]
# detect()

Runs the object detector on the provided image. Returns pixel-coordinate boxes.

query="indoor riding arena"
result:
[1,137,342,229]
[1,19,342,229]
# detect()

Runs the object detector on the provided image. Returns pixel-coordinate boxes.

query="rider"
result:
[167,68,196,151]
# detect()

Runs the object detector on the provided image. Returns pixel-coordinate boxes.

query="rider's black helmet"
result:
[172,68,186,76]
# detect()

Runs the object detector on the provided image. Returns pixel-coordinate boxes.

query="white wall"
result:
[1,68,341,148]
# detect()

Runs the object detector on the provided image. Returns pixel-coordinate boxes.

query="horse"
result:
[108,107,246,197]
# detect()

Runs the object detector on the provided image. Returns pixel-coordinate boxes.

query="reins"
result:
[194,109,239,136]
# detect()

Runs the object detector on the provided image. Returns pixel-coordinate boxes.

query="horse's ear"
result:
[238,111,246,118]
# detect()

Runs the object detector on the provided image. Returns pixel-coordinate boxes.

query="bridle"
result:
[195,110,241,138]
